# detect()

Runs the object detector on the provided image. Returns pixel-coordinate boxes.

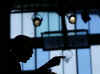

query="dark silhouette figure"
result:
[9,35,65,73]
[9,35,34,72]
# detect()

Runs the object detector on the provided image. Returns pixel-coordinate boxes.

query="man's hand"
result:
[38,56,65,70]
[22,56,65,74]
[48,56,65,66]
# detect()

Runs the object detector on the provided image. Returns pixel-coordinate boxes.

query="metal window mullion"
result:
[88,21,93,74]
[75,15,79,74]
[21,11,24,70]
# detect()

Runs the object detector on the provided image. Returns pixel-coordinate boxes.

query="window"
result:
[10,12,100,74]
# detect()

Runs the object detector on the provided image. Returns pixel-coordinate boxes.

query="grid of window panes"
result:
[10,12,100,74]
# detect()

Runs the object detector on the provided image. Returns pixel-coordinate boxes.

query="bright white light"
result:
[69,16,76,24]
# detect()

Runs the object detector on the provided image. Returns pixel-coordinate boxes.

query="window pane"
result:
[49,13,77,74]
[77,49,91,74]
[76,14,88,30]
[22,13,35,71]
[76,14,91,74]
[49,12,63,74]
[90,14,100,34]
[91,45,100,74]
[90,14,100,74]
[10,13,21,38]
[10,13,23,70]
[36,12,50,69]
[64,14,77,74]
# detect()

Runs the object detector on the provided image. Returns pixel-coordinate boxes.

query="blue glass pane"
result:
[36,12,50,68]
[77,49,91,74]
[49,13,60,31]
[36,12,49,37]
[49,13,63,74]
[90,15,100,74]
[22,13,35,70]
[90,14,100,34]
[76,14,91,74]
[91,45,100,74]
[10,13,21,38]
[76,14,88,30]
[22,50,35,70]
[37,49,49,68]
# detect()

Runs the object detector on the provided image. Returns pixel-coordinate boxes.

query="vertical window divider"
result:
[75,14,79,74]
[48,12,50,60]
[88,21,93,74]
[21,8,24,70]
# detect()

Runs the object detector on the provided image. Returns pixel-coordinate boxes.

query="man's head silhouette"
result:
[9,35,64,73]
[11,35,33,62]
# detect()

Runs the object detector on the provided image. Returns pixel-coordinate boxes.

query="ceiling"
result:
[10,0,100,13]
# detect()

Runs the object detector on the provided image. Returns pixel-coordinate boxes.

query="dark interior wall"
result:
[11,0,100,12]
[16,0,100,8]
[0,3,9,73]
[0,7,8,72]
[0,0,14,72]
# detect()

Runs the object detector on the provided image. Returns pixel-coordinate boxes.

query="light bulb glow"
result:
[34,19,41,27]
[69,16,76,24]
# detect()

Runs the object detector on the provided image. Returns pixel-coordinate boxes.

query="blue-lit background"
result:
[10,12,100,74]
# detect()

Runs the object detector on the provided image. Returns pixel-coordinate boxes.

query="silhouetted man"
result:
[9,35,34,72]
[9,35,64,73]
